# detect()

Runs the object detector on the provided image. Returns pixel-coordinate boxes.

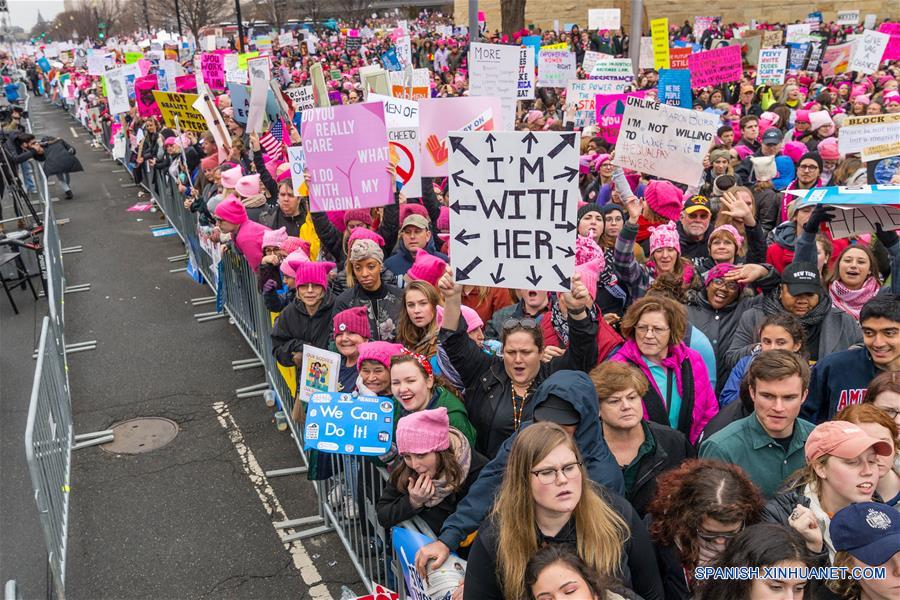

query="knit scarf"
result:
[425,428,472,507]
[601,248,619,288]
[829,277,880,320]
[762,288,832,329]
[550,298,598,347]
[241,192,268,209]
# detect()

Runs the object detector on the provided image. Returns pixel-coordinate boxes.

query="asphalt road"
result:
[1,99,360,599]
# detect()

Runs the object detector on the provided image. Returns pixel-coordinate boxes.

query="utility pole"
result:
[142,0,151,35]
[629,0,643,76]
[234,0,245,51]
[467,0,478,43]
[175,0,182,36]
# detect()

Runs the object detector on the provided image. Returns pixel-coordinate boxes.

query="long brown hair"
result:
[396,281,442,356]
[389,445,465,494]
[647,459,764,569]
[493,422,628,600]
[827,243,882,288]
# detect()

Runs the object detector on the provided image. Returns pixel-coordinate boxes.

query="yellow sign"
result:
[650,18,670,70]
[861,141,900,162]
[124,51,144,65]
[152,90,207,132]
[541,42,569,51]
[237,51,259,70]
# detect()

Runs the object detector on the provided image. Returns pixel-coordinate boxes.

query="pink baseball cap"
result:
[805,421,893,463]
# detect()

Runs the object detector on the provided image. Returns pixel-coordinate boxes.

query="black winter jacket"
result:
[39,138,82,176]
[626,422,695,517]
[271,293,335,367]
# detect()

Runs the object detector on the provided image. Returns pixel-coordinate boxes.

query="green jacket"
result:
[699,413,815,498]
[393,386,477,449]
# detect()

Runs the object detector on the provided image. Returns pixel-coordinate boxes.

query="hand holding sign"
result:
[561,272,590,311]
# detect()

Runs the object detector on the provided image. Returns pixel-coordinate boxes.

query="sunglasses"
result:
[503,317,538,331]
[697,522,744,543]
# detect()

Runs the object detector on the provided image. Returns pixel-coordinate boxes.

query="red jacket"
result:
[541,312,624,365]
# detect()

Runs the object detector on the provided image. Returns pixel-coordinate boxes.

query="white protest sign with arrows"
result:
[447,131,580,291]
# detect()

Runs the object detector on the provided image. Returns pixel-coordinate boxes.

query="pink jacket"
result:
[234,219,270,272]
[611,339,718,444]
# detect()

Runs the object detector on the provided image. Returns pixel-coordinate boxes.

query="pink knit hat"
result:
[262,226,288,249]
[575,258,603,302]
[704,262,744,290]
[435,305,484,333]
[525,110,543,124]
[280,236,311,257]
[782,141,807,164]
[794,110,811,124]
[347,227,385,249]
[808,110,833,132]
[709,224,744,249]
[648,222,681,254]
[643,180,683,222]
[275,163,292,183]
[817,137,840,161]
[356,341,405,370]
[280,251,310,278]
[214,195,248,225]
[396,407,450,454]
[436,206,450,231]
[406,249,447,287]
[221,166,243,189]
[236,173,261,198]
[574,235,605,271]
[343,208,373,228]
[294,261,335,288]
[333,306,371,339]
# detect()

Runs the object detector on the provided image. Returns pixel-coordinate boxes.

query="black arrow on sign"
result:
[525,265,543,287]
[455,229,480,246]
[455,257,483,282]
[522,132,539,154]
[547,133,577,158]
[553,166,579,183]
[490,263,506,285]
[450,200,477,214]
[450,169,473,187]
[449,136,479,165]
[485,133,497,153]
[553,265,572,290]
[555,221,576,233]
[555,245,575,259]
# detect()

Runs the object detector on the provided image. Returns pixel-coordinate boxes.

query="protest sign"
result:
[595,91,647,144]
[567,79,610,127]
[862,142,900,163]
[447,131,580,292]
[358,65,389,99]
[247,56,271,83]
[284,85,315,116]
[393,527,467,600]
[838,114,900,156]
[805,40,827,72]
[193,84,232,161]
[787,42,811,71]
[104,66,131,115]
[367,93,418,128]
[388,127,421,198]
[303,392,394,456]
[124,51,143,64]
[538,50,576,87]
[134,75,161,118]
[849,29,890,74]
[278,32,296,47]
[237,51,259,70]
[658,69,692,107]
[381,48,401,71]
[388,69,430,100]
[588,9,620,31]
[541,43,568,51]
[395,35,412,67]
[794,185,900,239]
[469,43,533,130]
[87,53,113,75]
[200,52,225,90]
[669,47,692,70]
[418,97,503,177]
[756,48,788,85]
[589,57,633,92]
[153,91,207,132]
[174,74,197,93]
[821,41,857,78]
[286,146,307,196]
[867,157,900,185]
[301,103,392,212]
[864,14,877,29]
[694,16,719,39]
[227,82,281,126]
[837,10,860,26]
[688,45,743,87]
[246,76,269,134]
[224,53,246,83]
[639,37,655,69]
[762,29,783,48]
[651,18,670,69]
[612,96,719,186]
[785,23,812,43]
[581,50,607,75]
[37,57,52,73]
[297,346,340,402]
[521,35,542,66]
[880,23,900,61]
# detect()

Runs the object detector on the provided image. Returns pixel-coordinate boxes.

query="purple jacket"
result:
[612,339,718,444]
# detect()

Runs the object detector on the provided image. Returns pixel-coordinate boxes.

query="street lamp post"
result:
[175,0,182,36]
[234,0,245,51]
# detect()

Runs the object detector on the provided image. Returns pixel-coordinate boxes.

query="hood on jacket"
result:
[770,220,797,250]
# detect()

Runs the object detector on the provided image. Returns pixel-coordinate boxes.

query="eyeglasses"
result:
[709,278,740,291]
[697,523,744,543]
[531,461,582,485]
[876,406,900,419]
[797,164,820,171]
[635,325,670,337]
[503,317,538,331]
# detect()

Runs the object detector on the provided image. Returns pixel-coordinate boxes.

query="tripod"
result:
[0,140,43,229]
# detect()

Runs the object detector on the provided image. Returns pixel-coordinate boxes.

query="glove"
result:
[875,223,899,249]
[803,204,836,234]
[262,279,279,294]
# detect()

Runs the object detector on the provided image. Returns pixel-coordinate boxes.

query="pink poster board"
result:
[300,102,392,212]
[135,75,161,118]
[418,96,503,177]
[595,91,648,145]
[200,53,225,91]
[879,23,900,61]
[687,45,742,88]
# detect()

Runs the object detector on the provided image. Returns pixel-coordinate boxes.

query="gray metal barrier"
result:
[4,580,22,600]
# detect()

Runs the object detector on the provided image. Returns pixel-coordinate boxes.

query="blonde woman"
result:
[462,422,642,600]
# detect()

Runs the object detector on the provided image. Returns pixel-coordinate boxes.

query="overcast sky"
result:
[7,1,65,30]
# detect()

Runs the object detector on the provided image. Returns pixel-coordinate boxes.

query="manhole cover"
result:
[100,417,179,454]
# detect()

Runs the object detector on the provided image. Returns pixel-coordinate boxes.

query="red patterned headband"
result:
[401,347,433,377]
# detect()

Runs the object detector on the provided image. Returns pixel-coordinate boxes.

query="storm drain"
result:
[100,417,179,454]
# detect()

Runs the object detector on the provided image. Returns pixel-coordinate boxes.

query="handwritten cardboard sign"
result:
[567,79,612,127]
[200,52,225,90]
[303,392,394,456]
[612,96,719,186]
[447,131,580,292]
[469,43,533,130]
[849,29,890,74]
[284,85,315,116]
[301,102,392,212]
[286,146,307,196]
[588,9,621,31]
[589,57,633,92]
[688,45,743,88]
[388,127,421,198]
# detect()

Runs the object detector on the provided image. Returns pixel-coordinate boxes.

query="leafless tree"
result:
[150,0,228,41]
[500,0,526,36]
[254,0,292,29]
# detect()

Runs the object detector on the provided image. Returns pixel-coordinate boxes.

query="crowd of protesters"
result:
[10,8,900,600]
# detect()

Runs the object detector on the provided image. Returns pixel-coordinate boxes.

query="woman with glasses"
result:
[463,422,636,600]
[612,295,719,444]
[646,459,765,600]
[436,267,598,458]
[864,372,900,434]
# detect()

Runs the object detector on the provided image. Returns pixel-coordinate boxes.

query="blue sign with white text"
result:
[658,69,692,108]
[303,392,394,456]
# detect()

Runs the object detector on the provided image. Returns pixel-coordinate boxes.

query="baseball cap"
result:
[804,421,893,462]
[781,262,822,297]
[683,195,711,215]
[533,394,581,426]
[831,502,900,566]
[401,214,429,231]
[761,128,784,145]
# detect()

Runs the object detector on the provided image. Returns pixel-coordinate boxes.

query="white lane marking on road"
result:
[69,126,79,138]
[213,401,330,598]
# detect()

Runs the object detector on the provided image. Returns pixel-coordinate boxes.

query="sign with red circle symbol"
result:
[387,127,421,197]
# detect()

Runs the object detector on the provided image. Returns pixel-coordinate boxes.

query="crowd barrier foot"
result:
[55,218,69,225]
[73,429,115,450]
[5,579,21,600]
[265,466,308,478]
[32,339,97,359]
[275,515,332,542]
[99,158,114,162]
[64,283,91,294]
[236,382,269,399]
[120,183,138,189]
[195,310,226,322]
[169,267,187,273]
[190,296,216,306]
[167,254,187,262]
[232,358,263,371]
[60,246,82,254]
[112,169,126,173]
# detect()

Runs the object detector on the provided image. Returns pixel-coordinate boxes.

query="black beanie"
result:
[577,202,602,223]
[799,152,823,171]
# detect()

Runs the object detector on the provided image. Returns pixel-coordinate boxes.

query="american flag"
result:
[259,118,285,159]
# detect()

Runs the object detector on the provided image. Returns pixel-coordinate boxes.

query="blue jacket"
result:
[436,370,624,551]
[802,347,877,423]
[383,238,449,277]
[720,355,753,407]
